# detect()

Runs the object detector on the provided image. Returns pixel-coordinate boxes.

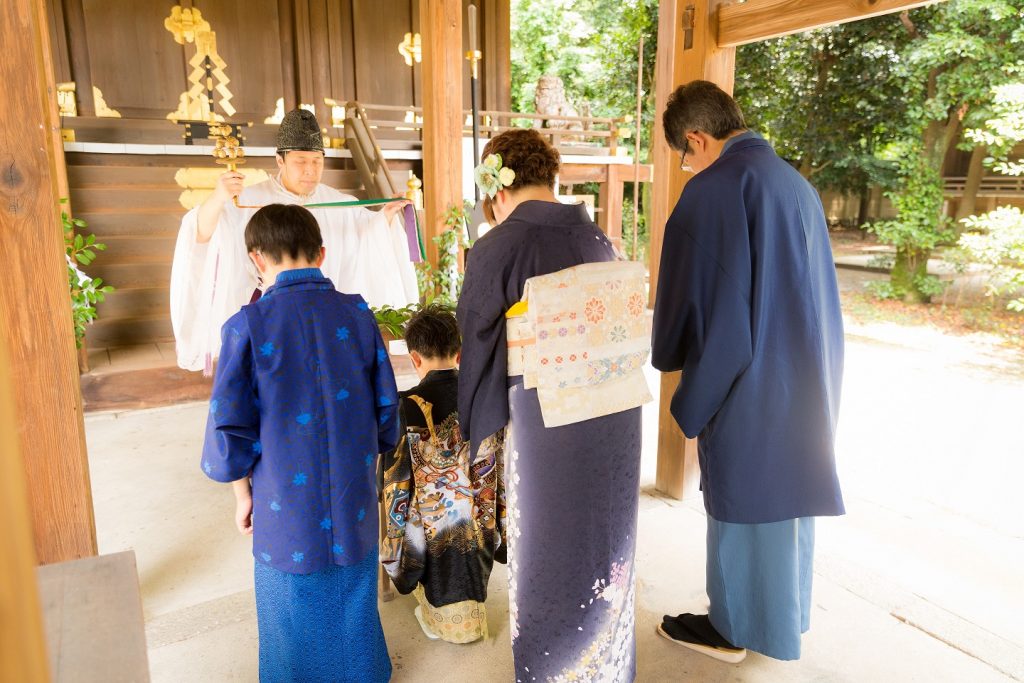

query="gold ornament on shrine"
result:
[164,6,235,122]
[398,32,422,66]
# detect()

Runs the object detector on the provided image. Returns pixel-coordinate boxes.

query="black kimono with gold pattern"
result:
[381,369,505,640]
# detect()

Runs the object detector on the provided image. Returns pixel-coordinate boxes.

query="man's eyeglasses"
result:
[679,133,693,169]
[679,138,692,170]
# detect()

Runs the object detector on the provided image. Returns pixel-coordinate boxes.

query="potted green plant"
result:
[62,199,113,371]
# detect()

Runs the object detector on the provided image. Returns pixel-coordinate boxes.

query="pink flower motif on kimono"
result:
[592,559,632,611]
[584,297,606,324]
[627,292,645,317]
[559,327,569,337]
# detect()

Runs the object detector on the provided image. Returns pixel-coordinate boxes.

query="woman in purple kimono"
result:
[457,129,643,682]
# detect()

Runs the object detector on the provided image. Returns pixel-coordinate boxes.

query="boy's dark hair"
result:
[662,80,746,151]
[404,304,461,360]
[245,203,323,263]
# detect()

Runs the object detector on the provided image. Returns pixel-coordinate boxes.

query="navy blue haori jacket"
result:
[652,131,845,524]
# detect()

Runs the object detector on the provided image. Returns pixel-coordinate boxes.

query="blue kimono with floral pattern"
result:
[201,268,400,574]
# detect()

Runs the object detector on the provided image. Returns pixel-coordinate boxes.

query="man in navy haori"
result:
[652,80,845,663]
[201,203,398,682]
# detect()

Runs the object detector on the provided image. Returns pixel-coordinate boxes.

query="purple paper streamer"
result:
[403,203,422,263]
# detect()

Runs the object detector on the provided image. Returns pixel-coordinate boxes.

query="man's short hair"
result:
[404,304,461,360]
[244,204,323,263]
[662,80,746,151]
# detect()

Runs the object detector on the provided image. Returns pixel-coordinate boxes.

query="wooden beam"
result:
[0,0,97,562]
[717,0,945,48]
[650,0,735,500]
[419,0,463,267]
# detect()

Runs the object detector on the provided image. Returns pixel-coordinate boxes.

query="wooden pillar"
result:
[650,0,735,499]
[0,325,50,683]
[0,0,97,562]
[597,165,624,252]
[420,0,463,267]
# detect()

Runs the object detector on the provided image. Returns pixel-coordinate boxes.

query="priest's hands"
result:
[213,171,246,203]
[381,193,412,222]
[197,171,246,243]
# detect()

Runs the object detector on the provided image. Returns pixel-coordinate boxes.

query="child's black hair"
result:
[404,304,461,360]
[244,203,323,263]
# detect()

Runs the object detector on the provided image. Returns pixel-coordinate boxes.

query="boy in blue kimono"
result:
[652,81,845,663]
[201,203,399,682]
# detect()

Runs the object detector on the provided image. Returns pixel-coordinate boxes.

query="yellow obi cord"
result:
[506,300,528,318]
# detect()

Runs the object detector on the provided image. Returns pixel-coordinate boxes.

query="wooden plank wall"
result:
[66,153,412,349]
[47,0,511,126]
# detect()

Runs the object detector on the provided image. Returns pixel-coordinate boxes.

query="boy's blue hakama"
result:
[255,548,391,682]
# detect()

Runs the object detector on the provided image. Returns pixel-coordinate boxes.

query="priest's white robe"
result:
[170,175,418,371]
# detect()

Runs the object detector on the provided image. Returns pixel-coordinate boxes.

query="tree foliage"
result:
[953,82,1024,310]
[735,17,910,198]
[511,0,657,129]
[737,0,1024,303]
[61,200,114,348]
[511,0,658,258]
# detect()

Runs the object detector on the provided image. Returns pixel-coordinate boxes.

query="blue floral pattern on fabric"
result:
[200,269,400,575]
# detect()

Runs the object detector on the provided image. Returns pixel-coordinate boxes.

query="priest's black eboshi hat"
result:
[276,109,324,153]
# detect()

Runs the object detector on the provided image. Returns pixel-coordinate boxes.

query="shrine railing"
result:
[944,175,1024,197]
[324,99,634,157]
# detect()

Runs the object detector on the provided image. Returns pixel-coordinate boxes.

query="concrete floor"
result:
[85,289,1024,681]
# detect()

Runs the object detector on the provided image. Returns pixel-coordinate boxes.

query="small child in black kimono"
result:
[380,304,505,643]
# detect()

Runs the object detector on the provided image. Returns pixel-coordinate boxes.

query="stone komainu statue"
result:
[533,75,583,138]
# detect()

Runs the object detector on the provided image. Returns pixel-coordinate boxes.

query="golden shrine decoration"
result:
[264,98,318,125]
[164,6,235,122]
[174,166,269,210]
[405,171,423,210]
[93,86,121,118]
[398,32,422,66]
[57,82,77,117]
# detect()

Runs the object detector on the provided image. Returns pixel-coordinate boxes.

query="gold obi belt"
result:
[506,260,653,428]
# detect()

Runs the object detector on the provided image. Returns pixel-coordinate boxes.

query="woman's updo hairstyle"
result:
[481,128,561,190]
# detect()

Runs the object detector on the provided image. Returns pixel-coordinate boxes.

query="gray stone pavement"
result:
[85,288,1024,681]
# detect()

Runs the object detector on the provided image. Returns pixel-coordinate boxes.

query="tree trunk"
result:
[954,144,987,226]
[892,247,932,303]
[856,185,871,230]
[798,156,813,179]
